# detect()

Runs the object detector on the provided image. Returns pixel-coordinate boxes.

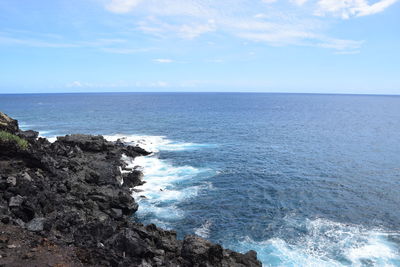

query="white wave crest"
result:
[195,220,213,239]
[232,218,400,267]
[128,155,205,220]
[104,134,210,153]
[37,131,57,143]
[118,135,213,225]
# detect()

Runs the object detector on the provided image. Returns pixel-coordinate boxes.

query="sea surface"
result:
[1,92,400,266]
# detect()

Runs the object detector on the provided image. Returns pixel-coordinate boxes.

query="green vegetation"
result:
[0,131,29,150]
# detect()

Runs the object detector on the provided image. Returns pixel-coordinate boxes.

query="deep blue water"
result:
[1,93,400,266]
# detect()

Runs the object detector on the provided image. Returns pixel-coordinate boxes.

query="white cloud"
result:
[0,35,78,48]
[0,31,155,54]
[179,21,216,39]
[317,38,364,50]
[101,0,397,51]
[335,50,361,55]
[105,0,143,14]
[291,0,309,6]
[206,59,224,63]
[65,80,170,89]
[150,81,169,87]
[67,81,84,88]
[153,59,174,63]
[100,47,153,54]
[315,0,398,19]
[254,13,268,19]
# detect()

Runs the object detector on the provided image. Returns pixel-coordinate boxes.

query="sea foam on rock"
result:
[0,111,261,267]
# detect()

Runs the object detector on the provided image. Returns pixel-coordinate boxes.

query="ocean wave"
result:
[117,135,214,227]
[195,220,213,239]
[231,218,400,266]
[104,134,212,153]
[127,155,207,220]
[19,123,35,130]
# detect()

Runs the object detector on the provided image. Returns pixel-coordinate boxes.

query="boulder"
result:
[17,130,39,141]
[57,134,110,152]
[106,229,155,258]
[26,217,45,232]
[122,170,144,188]
[9,195,24,207]
[6,176,17,186]
[124,145,152,157]
[182,235,223,264]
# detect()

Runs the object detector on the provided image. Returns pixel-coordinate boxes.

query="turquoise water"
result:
[1,93,400,266]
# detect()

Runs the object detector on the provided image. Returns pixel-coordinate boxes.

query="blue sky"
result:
[0,0,399,94]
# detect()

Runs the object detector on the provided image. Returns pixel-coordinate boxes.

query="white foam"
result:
[19,123,34,129]
[104,134,211,153]
[129,155,207,221]
[345,233,400,266]
[116,134,214,225]
[232,218,400,267]
[195,220,212,239]
[38,134,57,143]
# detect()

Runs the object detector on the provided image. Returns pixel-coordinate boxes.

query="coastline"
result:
[0,111,262,266]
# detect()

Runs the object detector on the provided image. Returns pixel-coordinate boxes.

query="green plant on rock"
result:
[0,131,29,150]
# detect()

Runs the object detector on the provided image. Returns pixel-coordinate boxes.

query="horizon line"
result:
[0,91,400,97]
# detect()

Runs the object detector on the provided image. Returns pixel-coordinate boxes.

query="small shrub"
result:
[0,131,29,150]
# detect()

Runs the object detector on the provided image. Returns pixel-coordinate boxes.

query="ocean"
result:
[1,92,400,266]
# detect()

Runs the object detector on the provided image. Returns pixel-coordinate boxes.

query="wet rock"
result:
[124,145,152,157]
[122,170,144,188]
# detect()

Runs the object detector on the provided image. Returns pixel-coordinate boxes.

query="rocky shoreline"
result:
[0,112,261,267]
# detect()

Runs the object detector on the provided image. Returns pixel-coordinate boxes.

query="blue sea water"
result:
[1,92,400,266]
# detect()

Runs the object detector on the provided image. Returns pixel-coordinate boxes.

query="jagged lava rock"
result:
[0,112,19,134]
[0,112,262,267]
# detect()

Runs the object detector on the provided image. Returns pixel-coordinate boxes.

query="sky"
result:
[0,0,399,94]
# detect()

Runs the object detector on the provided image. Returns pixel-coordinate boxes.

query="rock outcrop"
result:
[0,112,19,134]
[0,112,261,267]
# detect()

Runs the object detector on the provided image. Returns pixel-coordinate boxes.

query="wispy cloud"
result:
[105,0,143,14]
[100,47,153,54]
[0,35,78,48]
[0,31,152,54]
[65,80,170,88]
[334,50,361,55]
[315,0,398,19]
[2,0,396,55]
[153,58,174,63]
[291,0,309,6]
[102,0,397,52]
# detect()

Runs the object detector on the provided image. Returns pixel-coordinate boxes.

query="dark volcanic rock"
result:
[17,130,39,142]
[122,170,144,188]
[26,217,45,232]
[9,195,24,207]
[57,134,111,152]
[0,112,19,134]
[0,113,262,267]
